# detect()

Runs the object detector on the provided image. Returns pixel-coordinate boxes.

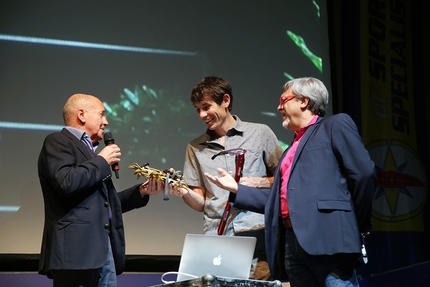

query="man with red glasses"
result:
[205,77,376,287]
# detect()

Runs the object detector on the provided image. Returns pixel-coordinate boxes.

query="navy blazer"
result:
[38,128,149,277]
[233,114,376,278]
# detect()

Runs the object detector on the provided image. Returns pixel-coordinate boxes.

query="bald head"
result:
[62,93,108,142]
[63,94,101,125]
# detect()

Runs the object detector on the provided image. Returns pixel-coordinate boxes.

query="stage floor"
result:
[0,272,291,287]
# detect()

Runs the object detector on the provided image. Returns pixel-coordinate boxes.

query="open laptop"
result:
[176,234,257,282]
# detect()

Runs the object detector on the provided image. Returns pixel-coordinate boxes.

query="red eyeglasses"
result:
[279,95,295,106]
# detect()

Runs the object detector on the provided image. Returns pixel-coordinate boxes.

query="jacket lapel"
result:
[292,117,323,168]
[61,128,94,159]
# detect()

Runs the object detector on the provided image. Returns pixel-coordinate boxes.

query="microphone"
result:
[103,132,120,179]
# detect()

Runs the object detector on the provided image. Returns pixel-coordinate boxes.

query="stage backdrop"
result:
[0,0,332,255]
[340,0,430,276]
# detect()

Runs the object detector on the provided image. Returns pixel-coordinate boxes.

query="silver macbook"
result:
[176,234,257,282]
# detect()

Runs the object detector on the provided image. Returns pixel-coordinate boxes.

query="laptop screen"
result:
[176,234,257,282]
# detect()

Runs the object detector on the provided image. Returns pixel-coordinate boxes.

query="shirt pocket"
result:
[242,149,266,176]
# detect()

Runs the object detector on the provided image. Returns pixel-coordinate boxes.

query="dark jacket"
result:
[232,114,376,278]
[38,128,149,277]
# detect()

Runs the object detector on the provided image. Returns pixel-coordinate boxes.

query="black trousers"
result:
[283,228,359,287]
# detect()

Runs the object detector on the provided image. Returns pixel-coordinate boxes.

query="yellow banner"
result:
[360,0,427,232]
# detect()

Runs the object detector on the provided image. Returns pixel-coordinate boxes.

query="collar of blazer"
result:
[291,116,323,163]
[61,128,96,159]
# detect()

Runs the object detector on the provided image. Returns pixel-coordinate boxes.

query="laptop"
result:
[176,234,257,282]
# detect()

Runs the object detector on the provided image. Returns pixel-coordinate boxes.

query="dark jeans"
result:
[284,228,359,287]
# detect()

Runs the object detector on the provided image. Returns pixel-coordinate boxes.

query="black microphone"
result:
[103,132,120,179]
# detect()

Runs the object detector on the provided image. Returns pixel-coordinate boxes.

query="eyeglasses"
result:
[279,95,295,106]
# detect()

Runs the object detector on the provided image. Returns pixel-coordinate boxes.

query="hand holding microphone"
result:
[102,132,120,179]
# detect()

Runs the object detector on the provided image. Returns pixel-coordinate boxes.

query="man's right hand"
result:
[205,168,238,193]
[168,184,190,197]
[98,144,121,166]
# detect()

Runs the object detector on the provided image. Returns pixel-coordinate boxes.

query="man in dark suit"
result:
[205,77,377,287]
[38,93,160,287]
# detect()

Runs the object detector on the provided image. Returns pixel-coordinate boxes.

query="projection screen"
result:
[0,0,331,255]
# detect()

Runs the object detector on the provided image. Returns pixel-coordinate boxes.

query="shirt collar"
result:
[294,115,319,141]
[200,114,243,149]
[65,126,100,148]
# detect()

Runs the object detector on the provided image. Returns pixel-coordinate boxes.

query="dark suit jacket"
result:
[38,128,149,277]
[232,113,376,278]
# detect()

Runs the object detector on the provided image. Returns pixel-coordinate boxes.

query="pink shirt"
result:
[280,115,319,219]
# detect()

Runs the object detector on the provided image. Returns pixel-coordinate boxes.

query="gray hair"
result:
[282,77,329,116]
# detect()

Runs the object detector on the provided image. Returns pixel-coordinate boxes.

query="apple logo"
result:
[212,255,222,266]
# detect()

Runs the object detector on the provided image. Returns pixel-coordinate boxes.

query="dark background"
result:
[0,0,330,256]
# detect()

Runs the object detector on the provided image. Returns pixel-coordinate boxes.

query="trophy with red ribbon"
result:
[211,148,247,235]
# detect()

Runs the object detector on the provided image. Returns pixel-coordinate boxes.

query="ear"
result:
[222,94,231,109]
[300,97,309,109]
[77,108,86,123]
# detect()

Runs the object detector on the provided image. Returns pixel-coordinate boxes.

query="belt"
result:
[282,217,292,229]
